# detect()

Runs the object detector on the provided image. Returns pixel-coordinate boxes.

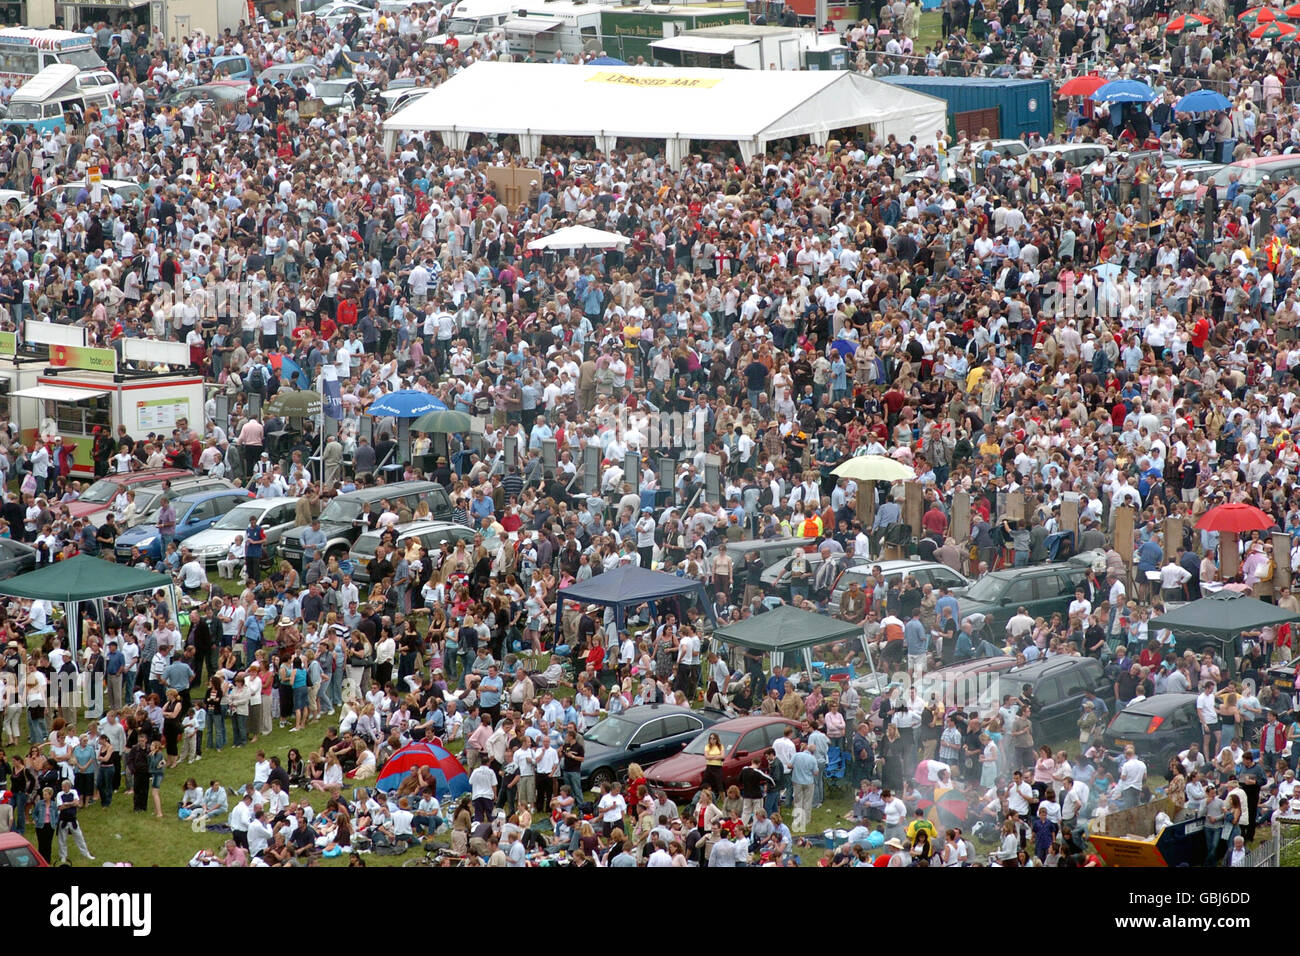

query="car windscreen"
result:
[584,716,636,749]
[320,498,362,522]
[963,575,1006,602]
[0,845,42,866]
[682,729,740,755]
[78,477,131,503]
[213,504,266,530]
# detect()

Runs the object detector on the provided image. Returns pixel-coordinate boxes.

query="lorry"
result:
[648,23,847,69]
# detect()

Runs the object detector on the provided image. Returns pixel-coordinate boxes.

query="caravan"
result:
[0,64,86,133]
[0,29,118,108]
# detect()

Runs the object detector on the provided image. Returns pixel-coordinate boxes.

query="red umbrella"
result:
[1166,13,1212,31]
[1288,2,1300,16]
[1251,20,1297,37]
[1195,502,1275,532]
[1057,74,1107,97]
[1240,5,1285,23]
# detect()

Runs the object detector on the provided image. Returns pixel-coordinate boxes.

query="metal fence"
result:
[1246,818,1300,867]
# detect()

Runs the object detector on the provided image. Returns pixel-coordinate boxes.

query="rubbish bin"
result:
[1218,138,1237,164]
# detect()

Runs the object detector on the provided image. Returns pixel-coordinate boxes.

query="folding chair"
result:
[823,746,847,795]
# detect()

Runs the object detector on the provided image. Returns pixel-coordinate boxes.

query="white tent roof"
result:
[383,62,946,164]
[527,225,629,250]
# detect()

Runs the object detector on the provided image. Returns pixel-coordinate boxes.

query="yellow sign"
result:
[0,331,14,356]
[51,344,117,373]
[586,71,723,89]
[88,165,101,184]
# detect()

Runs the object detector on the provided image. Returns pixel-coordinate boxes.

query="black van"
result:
[279,480,452,570]
[997,657,1114,741]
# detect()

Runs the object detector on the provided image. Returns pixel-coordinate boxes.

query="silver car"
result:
[180,497,302,568]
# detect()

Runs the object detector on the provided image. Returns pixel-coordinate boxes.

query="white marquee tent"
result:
[382,62,947,166]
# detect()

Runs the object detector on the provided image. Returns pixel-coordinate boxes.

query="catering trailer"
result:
[3,332,204,477]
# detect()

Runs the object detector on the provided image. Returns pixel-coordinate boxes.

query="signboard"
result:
[582,444,600,495]
[503,435,518,472]
[0,331,14,356]
[658,456,675,491]
[1060,497,1080,538]
[541,438,557,471]
[51,344,117,373]
[704,453,721,503]
[137,397,190,433]
[625,452,640,491]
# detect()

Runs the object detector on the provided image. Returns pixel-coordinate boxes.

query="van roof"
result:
[11,64,80,103]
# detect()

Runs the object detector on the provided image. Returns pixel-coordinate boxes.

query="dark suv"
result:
[956,557,1097,636]
[279,480,452,570]
[996,657,1113,741]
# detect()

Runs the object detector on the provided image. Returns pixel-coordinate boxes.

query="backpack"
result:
[247,364,265,391]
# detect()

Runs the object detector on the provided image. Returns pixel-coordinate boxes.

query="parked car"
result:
[1103,693,1202,771]
[829,559,972,611]
[1029,142,1111,168]
[0,538,36,580]
[67,471,228,524]
[954,556,1098,636]
[761,551,870,602]
[376,83,432,114]
[1197,153,1300,201]
[912,655,1020,716]
[997,656,1113,741]
[580,704,723,790]
[645,715,800,800]
[180,496,301,568]
[279,480,452,571]
[0,832,47,867]
[257,63,322,86]
[41,179,146,207]
[951,137,1029,166]
[163,81,250,120]
[114,488,255,563]
[350,519,497,583]
[312,77,367,111]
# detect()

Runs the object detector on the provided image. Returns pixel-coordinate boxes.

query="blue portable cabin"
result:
[880,75,1052,143]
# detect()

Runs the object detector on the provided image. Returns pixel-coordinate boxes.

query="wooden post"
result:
[904,482,924,539]
[1060,497,1080,539]
[856,485,875,528]
[1003,490,1025,524]
[1220,535,1240,581]
[1112,504,1133,572]
[950,491,971,544]
[1163,517,1183,560]
[1274,531,1292,596]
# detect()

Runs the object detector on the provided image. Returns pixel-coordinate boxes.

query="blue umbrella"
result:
[366,389,445,419]
[1174,89,1231,113]
[588,55,626,65]
[831,339,858,356]
[1092,79,1158,104]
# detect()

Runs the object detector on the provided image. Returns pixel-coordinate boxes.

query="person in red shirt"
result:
[922,501,948,537]
[1190,316,1210,358]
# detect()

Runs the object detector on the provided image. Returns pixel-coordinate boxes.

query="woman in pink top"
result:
[1032,745,1056,801]
[824,701,847,752]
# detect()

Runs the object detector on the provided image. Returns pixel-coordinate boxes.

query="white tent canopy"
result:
[383,62,946,166]
[527,225,630,250]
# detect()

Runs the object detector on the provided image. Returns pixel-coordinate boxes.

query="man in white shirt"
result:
[468,763,497,821]
[1117,746,1147,810]
[1196,681,1221,757]
[882,789,907,842]
[1007,770,1034,817]
[247,807,275,857]
[229,789,255,849]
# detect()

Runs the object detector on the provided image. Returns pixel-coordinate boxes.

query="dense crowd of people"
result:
[0,0,1298,866]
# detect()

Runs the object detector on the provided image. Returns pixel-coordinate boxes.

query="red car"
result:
[65,469,201,521]
[644,716,800,801]
[0,831,48,867]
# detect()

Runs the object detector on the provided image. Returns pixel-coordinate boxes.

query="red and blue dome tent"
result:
[376,740,471,799]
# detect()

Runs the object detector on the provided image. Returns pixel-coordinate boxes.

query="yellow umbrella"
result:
[831,454,916,482]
